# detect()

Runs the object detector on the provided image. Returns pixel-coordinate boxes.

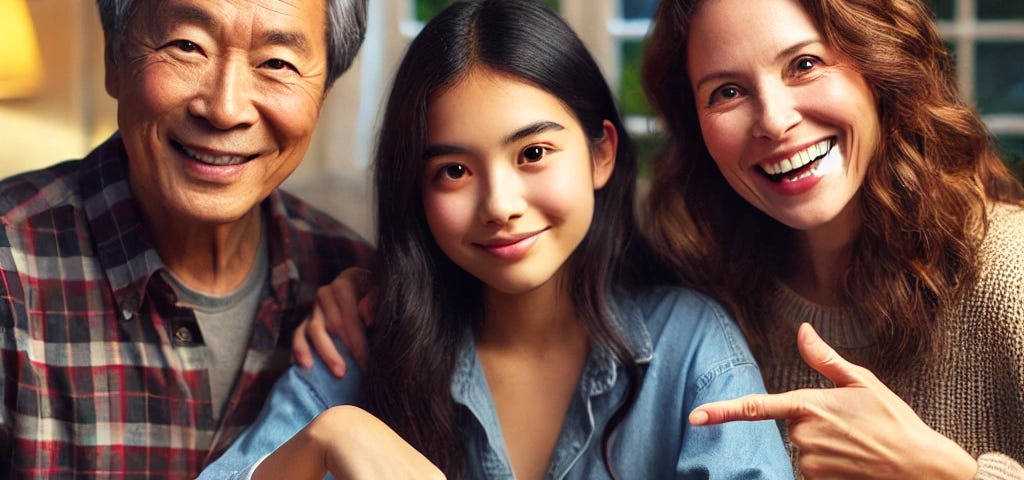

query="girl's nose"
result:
[478,168,527,226]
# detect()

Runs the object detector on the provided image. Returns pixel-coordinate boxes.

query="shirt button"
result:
[174,326,194,344]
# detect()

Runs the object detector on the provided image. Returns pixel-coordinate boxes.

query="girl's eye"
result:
[709,85,741,105]
[441,164,467,180]
[521,146,546,164]
[263,58,298,72]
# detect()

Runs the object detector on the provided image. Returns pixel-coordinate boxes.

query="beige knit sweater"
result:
[757,203,1024,479]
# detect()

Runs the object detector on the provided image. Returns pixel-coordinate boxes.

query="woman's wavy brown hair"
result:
[642,0,1024,372]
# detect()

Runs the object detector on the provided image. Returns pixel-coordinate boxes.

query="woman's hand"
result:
[689,323,977,480]
[292,267,377,377]
[254,405,445,480]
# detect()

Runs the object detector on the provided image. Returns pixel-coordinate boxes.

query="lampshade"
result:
[0,0,44,99]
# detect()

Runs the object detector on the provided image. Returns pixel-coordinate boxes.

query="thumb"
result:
[796,322,869,388]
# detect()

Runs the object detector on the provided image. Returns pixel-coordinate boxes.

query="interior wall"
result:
[0,0,113,180]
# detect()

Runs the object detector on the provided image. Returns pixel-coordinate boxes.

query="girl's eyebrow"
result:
[501,120,565,145]
[423,120,566,160]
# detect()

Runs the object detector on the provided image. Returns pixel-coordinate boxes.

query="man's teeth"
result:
[761,139,833,176]
[181,145,249,166]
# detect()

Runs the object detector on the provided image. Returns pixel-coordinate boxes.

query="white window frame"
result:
[937,0,1024,135]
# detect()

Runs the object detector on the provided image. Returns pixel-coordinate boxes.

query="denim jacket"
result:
[200,286,793,479]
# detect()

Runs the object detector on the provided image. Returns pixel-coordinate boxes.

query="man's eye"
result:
[263,59,297,72]
[171,40,199,53]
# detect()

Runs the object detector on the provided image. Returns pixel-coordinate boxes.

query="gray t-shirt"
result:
[162,227,269,421]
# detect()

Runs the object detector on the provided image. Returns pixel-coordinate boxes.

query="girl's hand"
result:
[255,405,445,480]
[292,267,377,377]
[689,323,977,480]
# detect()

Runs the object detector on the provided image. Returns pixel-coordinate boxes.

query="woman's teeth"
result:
[757,138,835,183]
[760,138,835,177]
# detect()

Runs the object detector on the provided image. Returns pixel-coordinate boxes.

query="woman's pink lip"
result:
[755,165,824,196]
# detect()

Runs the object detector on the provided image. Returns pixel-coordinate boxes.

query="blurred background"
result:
[2,0,1022,241]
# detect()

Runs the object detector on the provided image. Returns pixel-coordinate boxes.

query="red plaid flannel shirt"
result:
[0,135,374,479]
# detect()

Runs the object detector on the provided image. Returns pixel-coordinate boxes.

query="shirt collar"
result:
[449,289,655,402]
[80,133,303,321]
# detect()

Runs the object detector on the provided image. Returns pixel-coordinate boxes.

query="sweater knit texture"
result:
[758,203,1024,479]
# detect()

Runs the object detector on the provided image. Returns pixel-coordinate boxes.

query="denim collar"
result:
[448,292,654,478]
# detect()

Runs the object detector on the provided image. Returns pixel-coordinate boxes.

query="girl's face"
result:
[422,68,616,295]
[686,0,880,236]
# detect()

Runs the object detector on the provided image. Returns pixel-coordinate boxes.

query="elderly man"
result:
[0,0,372,478]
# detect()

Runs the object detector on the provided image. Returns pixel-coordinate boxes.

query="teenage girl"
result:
[201,1,792,478]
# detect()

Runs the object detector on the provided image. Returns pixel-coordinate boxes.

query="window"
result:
[927,0,1024,177]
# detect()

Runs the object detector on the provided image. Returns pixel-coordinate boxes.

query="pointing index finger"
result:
[690,392,803,425]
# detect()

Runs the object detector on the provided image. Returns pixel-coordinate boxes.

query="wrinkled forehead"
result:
[128,0,328,49]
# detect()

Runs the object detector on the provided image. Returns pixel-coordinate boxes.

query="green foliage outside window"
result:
[620,41,651,117]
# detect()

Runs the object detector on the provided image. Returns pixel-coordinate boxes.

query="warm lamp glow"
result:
[0,0,44,99]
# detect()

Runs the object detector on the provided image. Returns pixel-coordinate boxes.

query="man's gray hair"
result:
[95,0,367,90]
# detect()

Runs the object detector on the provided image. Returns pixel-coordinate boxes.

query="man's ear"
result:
[592,120,618,190]
[104,43,120,99]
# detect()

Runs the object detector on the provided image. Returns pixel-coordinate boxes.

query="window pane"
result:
[978,0,1024,19]
[997,135,1024,181]
[975,42,1024,115]
[622,0,658,19]
[923,0,954,20]
[620,40,651,117]
[415,0,559,21]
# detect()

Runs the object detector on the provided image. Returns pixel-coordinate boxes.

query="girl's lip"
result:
[474,228,548,259]
[476,228,548,248]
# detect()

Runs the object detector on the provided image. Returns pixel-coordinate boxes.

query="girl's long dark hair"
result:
[364,0,661,476]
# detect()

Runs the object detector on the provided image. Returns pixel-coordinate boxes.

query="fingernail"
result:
[690,410,709,426]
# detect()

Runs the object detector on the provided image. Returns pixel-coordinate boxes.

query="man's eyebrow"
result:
[161,4,311,55]
[265,31,312,55]
[163,4,215,29]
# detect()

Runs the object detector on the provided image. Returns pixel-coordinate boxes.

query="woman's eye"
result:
[442,164,467,180]
[794,56,819,73]
[521,146,546,163]
[709,85,741,105]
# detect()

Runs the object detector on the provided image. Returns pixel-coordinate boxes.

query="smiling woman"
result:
[642,0,1024,477]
